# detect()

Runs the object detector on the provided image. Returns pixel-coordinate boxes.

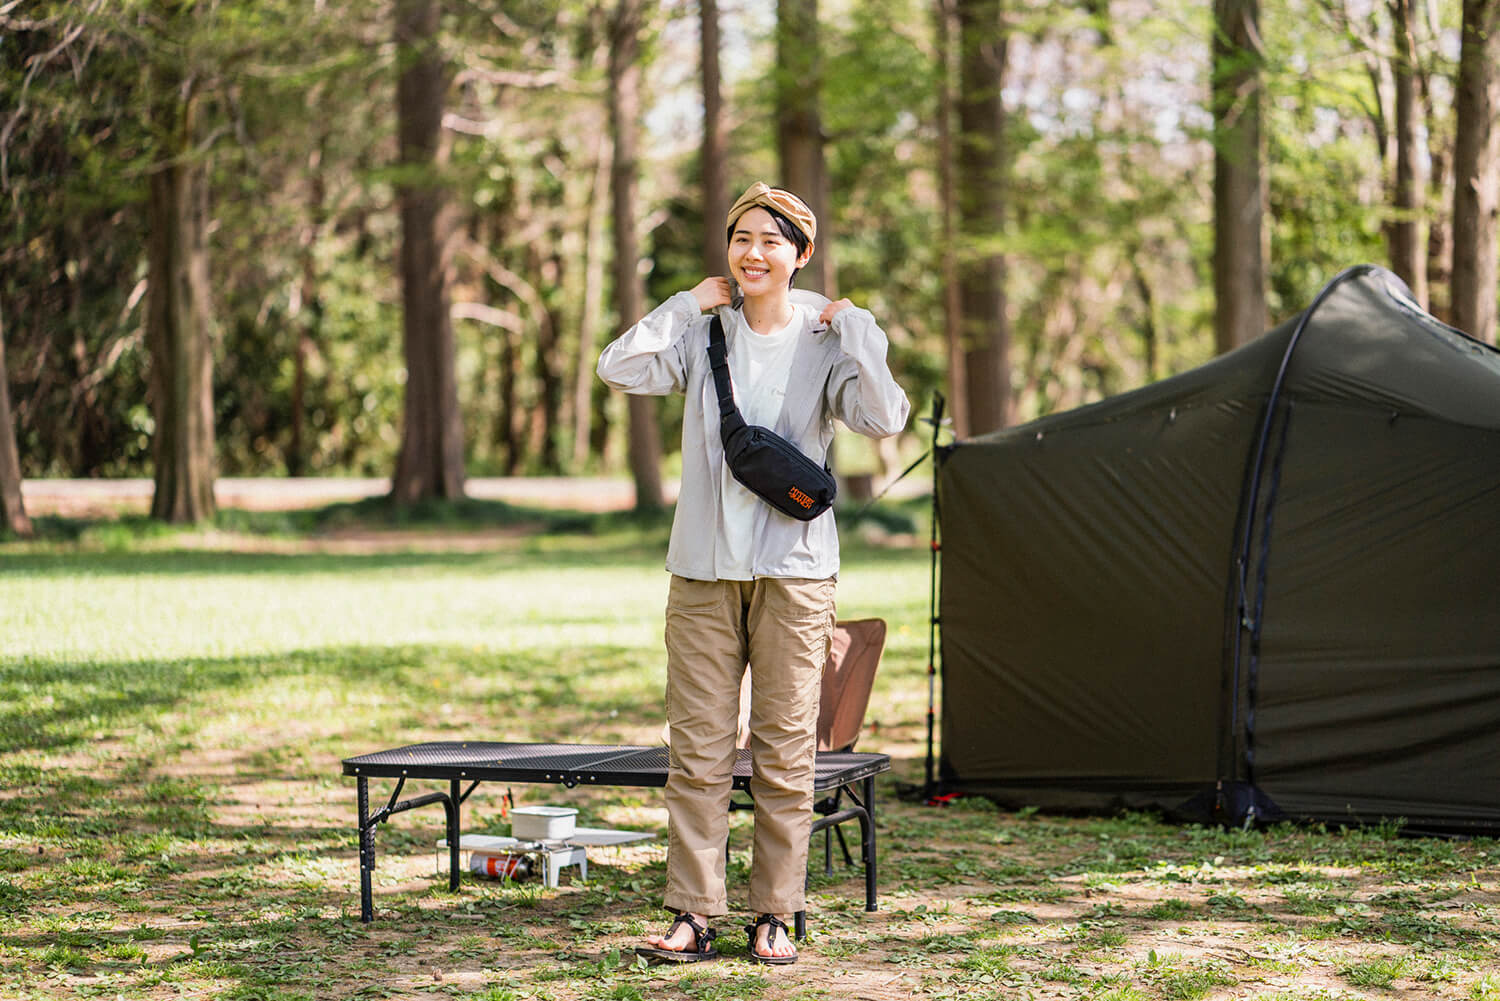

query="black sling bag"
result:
[706,315,836,521]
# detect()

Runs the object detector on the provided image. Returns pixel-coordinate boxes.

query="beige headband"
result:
[726,182,817,244]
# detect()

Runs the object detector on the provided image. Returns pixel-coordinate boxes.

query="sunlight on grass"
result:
[0,557,672,662]
[1,505,1497,1000]
[1338,952,1413,988]
[1472,973,1500,1001]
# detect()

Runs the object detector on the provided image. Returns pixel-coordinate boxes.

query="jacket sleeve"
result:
[596,291,702,396]
[824,306,911,438]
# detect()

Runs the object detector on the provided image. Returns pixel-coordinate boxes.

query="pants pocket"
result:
[666,575,729,613]
[758,576,836,624]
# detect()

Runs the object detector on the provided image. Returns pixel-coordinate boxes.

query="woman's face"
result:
[727,207,812,296]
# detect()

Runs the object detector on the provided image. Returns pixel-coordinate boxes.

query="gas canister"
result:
[469,851,531,881]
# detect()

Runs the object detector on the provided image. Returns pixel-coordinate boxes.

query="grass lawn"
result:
[1,499,1498,1001]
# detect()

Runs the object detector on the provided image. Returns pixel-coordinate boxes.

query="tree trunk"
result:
[145,85,217,524]
[935,0,968,438]
[776,0,834,297]
[1387,0,1428,306]
[391,0,465,504]
[1451,0,1500,344]
[529,242,564,474]
[1415,0,1450,321]
[0,310,32,537]
[609,0,664,511]
[701,0,729,277]
[498,319,523,474]
[1133,260,1160,383]
[574,129,613,467]
[1211,0,1267,354]
[288,140,328,477]
[1427,145,1454,324]
[956,0,1009,434]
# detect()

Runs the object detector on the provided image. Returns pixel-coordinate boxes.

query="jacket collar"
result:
[716,288,832,335]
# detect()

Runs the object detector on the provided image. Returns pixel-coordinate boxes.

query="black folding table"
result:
[342,741,889,934]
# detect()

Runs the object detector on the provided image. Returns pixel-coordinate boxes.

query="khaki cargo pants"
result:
[662,574,836,917]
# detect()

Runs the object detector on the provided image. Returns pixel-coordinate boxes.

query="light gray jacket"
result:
[597,289,911,581]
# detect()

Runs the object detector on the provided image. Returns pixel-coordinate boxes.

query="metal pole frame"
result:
[354,772,479,922]
[923,393,947,800]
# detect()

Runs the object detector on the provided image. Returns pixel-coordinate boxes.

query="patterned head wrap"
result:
[726,182,817,245]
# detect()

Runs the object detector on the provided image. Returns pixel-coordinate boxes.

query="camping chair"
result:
[729,617,887,876]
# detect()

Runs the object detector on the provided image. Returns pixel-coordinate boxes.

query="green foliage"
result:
[1,5,153,477]
[1141,898,1195,920]
[1142,952,1237,999]
[3,0,400,479]
[1472,973,1500,1001]
[5,0,1465,484]
[1340,953,1412,988]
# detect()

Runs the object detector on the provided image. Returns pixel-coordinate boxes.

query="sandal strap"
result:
[746,913,792,957]
[746,913,789,939]
[668,912,716,951]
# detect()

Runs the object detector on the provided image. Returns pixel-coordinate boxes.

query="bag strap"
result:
[706,315,747,440]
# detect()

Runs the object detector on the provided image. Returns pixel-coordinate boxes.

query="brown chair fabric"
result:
[729,618,887,753]
[816,618,886,752]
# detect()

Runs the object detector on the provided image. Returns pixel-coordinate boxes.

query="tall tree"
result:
[0,311,31,537]
[955,0,1009,434]
[526,237,564,472]
[776,0,834,296]
[1450,0,1500,344]
[288,133,330,477]
[1211,0,1267,354]
[573,127,613,467]
[1386,0,1427,305]
[1,7,149,482]
[934,0,968,437]
[145,26,216,524]
[609,0,664,510]
[391,0,466,503]
[1418,0,1454,321]
[700,0,728,278]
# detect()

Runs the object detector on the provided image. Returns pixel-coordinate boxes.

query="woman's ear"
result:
[797,242,815,268]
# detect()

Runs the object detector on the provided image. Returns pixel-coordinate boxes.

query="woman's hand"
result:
[819,298,855,325]
[691,277,733,312]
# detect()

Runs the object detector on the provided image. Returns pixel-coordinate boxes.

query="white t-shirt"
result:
[714,306,807,580]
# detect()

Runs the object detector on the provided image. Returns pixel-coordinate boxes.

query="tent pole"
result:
[1230,271,1370,663]
[924,393,946,800]
[1222,265,1374,819]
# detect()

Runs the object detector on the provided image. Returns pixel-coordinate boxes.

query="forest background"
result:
[1,0,1497,531]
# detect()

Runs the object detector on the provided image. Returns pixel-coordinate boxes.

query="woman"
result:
[597,182,909,964]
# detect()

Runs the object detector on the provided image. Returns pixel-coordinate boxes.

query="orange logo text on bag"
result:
[788,486,815,509]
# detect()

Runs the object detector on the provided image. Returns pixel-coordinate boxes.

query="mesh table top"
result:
[342,741,889,791]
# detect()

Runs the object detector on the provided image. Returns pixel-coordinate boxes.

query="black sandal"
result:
[635,912,719,964]
[745,913,797,965]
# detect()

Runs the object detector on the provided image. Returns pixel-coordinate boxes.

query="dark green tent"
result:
[936,265,1500,832]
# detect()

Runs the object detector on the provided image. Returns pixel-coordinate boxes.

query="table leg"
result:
[862,775,877,912]
[358,776,374,923]
[447,779,461,892]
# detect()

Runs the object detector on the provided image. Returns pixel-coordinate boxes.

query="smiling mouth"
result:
[741,266,769,280]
